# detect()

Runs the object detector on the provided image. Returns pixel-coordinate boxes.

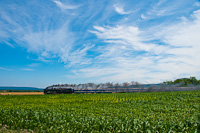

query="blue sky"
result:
[0,0,200,88]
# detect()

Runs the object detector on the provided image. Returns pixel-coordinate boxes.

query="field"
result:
[0,91,200,132]
[0,92,44,95]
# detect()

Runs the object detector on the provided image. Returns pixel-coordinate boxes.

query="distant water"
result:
[0,86,44,90]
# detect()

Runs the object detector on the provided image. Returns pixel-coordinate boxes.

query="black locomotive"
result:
[44,87,74,94]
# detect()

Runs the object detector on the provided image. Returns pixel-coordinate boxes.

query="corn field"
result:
[0,91,200,132]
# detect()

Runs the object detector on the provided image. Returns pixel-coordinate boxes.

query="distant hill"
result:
[0,86,44,91]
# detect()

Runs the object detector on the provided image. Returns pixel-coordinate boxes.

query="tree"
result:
[88,83,95,89]
[190,77,198,85]
[114,83,120,93]
[131,81,136,85]
[122,82,130,92]
[164,77,200,87]
[106,82,113,88]
[95,84,101,90]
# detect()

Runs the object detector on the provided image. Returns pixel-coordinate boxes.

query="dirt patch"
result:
[0,92,44,95]
[0,124,34,132]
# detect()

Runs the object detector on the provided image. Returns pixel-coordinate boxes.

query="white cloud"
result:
[194,2,200,7]
[22,68,35,71]
[0,1,98,68]
[19,24,92,66]
[84,9,200,83]
[114,5,132,15]
[22,24,73,59]
[27,63,40,67]
[142,1,183,20]
[86,26,169,83]
[91,25,168,54]
[158,9,200,74]
[64,44,94,67]
[0,67,13,71]
[53,0,79,10]
[141,14,147,19]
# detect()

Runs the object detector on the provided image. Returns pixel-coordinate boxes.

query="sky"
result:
[0,0,200,88]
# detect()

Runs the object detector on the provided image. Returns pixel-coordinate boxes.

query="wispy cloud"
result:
[0,1,92,67]
[0,67,13,71]
[114,4,132,15]
[22,24,74,61]
[141,14,147,19]
[64,44,94,67]
[21,68,35,71]
[52,0,79,10]
[194,2,200,7]
[27,63,40,67]
[91,25,167,54]
[140,0,191,21]
[82,9,200,83]
[158,9,200,72]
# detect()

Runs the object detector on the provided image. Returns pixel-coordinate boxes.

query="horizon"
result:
[0,0,200,88]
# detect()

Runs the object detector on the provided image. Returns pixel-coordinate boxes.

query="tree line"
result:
[163,77,200,87]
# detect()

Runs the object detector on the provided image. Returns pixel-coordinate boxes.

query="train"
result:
[44,87,74,94]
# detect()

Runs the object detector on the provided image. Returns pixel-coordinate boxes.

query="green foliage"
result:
[0,91,200,132]
[164,77,200,86]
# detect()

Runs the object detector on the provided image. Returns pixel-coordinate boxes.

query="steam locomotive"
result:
[44,87,74,94]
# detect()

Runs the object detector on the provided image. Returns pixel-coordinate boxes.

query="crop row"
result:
[0,91,200,132]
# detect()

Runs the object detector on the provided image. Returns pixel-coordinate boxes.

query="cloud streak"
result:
[21,68,35,71]
[0,0,93,67]
[52,0,79,10]
[79,9,200,83]
[0,67,13,71]
[114,5,132,15]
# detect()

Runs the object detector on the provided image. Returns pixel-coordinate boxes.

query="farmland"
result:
[0,92,44,95]
[0,91,200,132]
